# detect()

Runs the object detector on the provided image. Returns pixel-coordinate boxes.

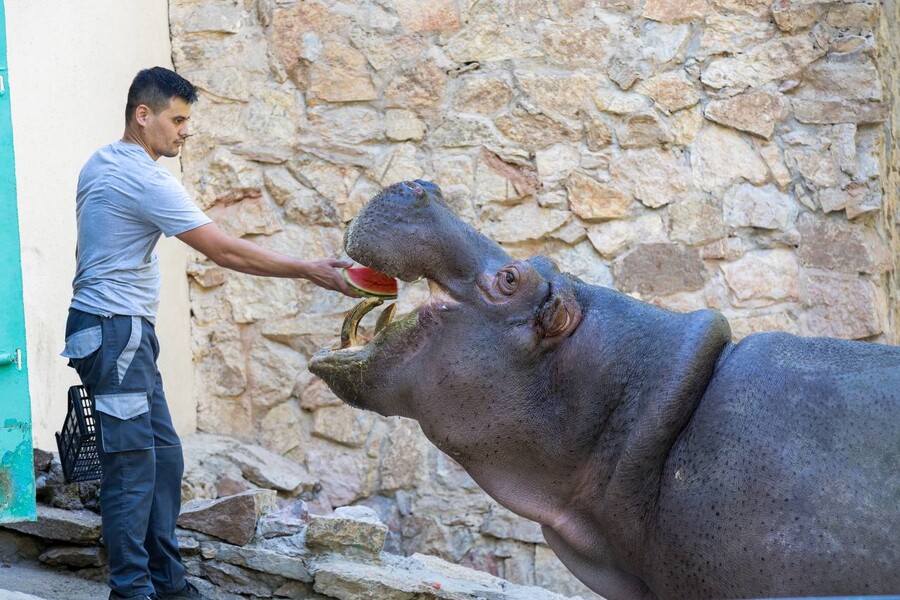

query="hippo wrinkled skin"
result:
[309,180,900,600]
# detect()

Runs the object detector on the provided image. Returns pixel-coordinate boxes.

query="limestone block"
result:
[615,112,675,148]
[691,124,769,194]
[637,71,700,112]
[290,155,361,211]
[585,118,614,150]
[209,193,283,238]
[802,272,883,339]
[477,148,542,201]
[242,86,301,150]
[755,143,792,190]
[797,57,882,102]
[614,243,706,295]
[202,541,312,582]
[535,144,580,186]
[200,559,278,597]
[594,86,653,115]
[701,33,826,90]
[350,28,428,71]
[494,107,581,150]
[797,212,890,274]
[230,444,316,494]
[565,172,631,221]
[386,109,427,142]
[256,500,311,540]
[642,0,708,23]
[549,220,588,244]
[307,42,377,103]
[396,0,460,32]
[784,140,840,189]
[818,184,882,219]
[553,241,615,287]
[832,123,858,176]
[539,22,612,68]
[307,444,378,507]
[671,104,704,146]
[247,336,306,408]
[178,489,278,546]
[258,401,307,461]
[371,143,427,187]
[669,198,725,245]
[183,67,251,102]
[728,311,800,340]
[826,3,881,29]
[792,99,889,124]
[300,377,347,411]
[191,322,246,396]
[698,13,776,61]
[771,0,820,33]
[306,105,386,147]
[38,545,106,568]
[312,405,376,448]
[307,506,387,555]
[453,76,515,115]
[429,115,502,149]
[481,204,570,243]
[0,504,100,544]
[720,249,800,307]
[313,552,575,600]
[723,183,799,231]
[587,212,667,258]
[443,15,542,63]
[385,59,447,108]
[380,419,428,491]
[610,148,696,208]
[705,90,786,140]
[515,71,596,118]
[170,1,246,35]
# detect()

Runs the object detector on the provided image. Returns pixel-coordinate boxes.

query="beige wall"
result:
[6,1,196,449]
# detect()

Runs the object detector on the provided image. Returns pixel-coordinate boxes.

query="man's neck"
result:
[121,127,159,161]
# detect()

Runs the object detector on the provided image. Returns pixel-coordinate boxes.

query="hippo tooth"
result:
[340,297,384,349]
[374,303,397,336]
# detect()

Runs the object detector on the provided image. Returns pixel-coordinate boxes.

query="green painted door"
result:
[0,0,35,524]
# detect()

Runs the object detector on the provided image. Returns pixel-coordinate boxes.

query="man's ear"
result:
[538,281,582,346]
[134,104,151,126]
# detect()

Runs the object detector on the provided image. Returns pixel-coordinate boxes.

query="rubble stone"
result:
[178,489,278,546]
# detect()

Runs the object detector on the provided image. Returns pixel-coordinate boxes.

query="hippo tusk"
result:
[374,303,397,336]
[340,297,384,349]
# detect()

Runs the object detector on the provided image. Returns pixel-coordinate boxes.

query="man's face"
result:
[140,97,191,160]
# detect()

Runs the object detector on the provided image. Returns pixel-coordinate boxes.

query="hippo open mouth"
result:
[308,180,509,412]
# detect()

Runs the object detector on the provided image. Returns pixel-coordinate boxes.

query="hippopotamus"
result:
[308,180,900,600]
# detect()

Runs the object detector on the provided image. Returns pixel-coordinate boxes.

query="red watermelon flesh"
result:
[342,266,398,299]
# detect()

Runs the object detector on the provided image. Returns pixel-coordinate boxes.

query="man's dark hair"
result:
[125,67,198,124]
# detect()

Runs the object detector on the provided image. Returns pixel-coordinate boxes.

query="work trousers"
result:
[63,309,186,598]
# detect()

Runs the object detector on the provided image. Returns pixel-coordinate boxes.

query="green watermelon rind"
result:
[342,267,398,299]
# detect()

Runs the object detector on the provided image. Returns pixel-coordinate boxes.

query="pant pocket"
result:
[95,392,154,453]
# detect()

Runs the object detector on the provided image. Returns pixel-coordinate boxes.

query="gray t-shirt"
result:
[70,140,211,320]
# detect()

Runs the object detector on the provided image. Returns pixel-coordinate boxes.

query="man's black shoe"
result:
[156,581,209,600]
[108,592,154,600]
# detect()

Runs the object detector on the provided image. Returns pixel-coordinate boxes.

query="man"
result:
[61,67,358,600]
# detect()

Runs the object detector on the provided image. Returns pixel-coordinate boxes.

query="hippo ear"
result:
[538,284,582,344]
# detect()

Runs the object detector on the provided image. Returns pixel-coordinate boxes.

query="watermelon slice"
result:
[342,266,398,299]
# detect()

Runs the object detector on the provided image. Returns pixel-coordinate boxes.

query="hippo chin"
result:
[309,180,900,600]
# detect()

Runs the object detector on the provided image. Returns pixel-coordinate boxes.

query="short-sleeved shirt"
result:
[70,140,211,321]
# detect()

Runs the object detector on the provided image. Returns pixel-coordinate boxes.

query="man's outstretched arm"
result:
[177,222,359,297]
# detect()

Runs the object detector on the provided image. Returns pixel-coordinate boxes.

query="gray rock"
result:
[1,506,101,544]
[178,489,278,546]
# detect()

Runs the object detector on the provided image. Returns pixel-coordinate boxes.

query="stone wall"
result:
[169,0,899,597]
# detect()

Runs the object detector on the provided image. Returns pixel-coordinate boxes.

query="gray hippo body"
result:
[309,180,900,600]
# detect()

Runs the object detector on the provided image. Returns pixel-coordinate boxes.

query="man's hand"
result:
[178,223,360,297]
[301,258,360,297]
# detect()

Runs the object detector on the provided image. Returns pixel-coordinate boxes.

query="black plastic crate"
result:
[55,385,102,483]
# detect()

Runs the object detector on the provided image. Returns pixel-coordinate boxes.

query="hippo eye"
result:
[497,267,519,295]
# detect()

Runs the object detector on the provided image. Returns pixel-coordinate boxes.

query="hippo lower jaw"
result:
[308,279,459,413]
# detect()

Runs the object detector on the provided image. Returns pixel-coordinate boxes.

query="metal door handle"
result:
[0,349,22,370]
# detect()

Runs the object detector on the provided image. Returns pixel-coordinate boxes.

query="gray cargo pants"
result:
[62,308,186,599]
